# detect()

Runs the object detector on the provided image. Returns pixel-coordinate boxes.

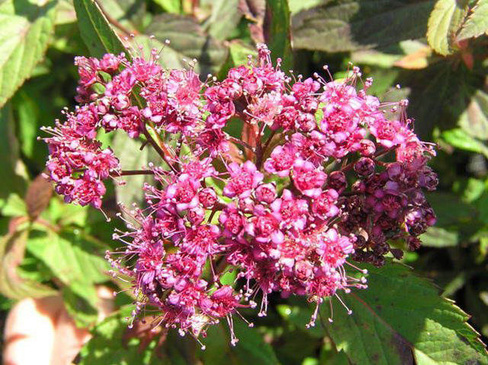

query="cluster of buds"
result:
[42,44,437,345]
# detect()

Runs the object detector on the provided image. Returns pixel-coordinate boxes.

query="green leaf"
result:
[427,0,469,55]
[79,308,162,364]
[441,128,488,158]
[458,89,488,140]
[111,130,155,210]
[323,262,488,364]
[458,0,488,40]
[203,0,241,41]
[98,0,146,32]
[0,228,57,299]
[291,0,435,53]
[144,14,228,74]
[420,226,460,247]
[27,229,110,287]
[0,104,28,210]
[202,321,281,364]
[265,0,293,70]
[73,0,126,58]
[152,0,181,14]
[0,0,57,107]
[62,284,99,327]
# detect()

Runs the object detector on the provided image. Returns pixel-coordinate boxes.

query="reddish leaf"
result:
[25,173,53,221]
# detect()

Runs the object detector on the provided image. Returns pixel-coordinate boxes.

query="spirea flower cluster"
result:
[42,44,437,346]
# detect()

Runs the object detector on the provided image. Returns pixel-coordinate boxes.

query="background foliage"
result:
[0,0,488,363]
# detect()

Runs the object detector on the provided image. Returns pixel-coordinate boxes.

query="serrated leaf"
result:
[458,0,488,40]
[427,0,469,55]
[144,14,228,74]
[73,0,126,58]
[27,229,110,287]
[0,0,57,107]
[322,262,488,364]
[0,228,56,299]
[291,0,435,53]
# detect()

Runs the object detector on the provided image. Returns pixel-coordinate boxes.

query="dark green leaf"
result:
[323,262,488,364]
[291,0,435,53]
[202,320,280,364]
[265,0,293,70]
[73,0,126,58]
[427,0,469,55]
[0,0,57,107]
[79,308,162,364]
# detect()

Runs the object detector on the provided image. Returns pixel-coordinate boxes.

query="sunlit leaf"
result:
[0,0,57,107]
[458,0,488,40]
[427,0,469,55]
[73,0,126,58]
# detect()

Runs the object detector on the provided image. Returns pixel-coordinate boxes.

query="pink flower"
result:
[292,159,327,198]
[223,161,263,199]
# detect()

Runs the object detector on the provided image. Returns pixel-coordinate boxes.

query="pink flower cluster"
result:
[42,44,437,344]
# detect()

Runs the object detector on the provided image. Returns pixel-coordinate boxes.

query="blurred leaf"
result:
[441,128,488,158]
[458,89,488,140]
[0,227,57,299]
[62,284,99,327]
[291,0,435,53]
[25,173,53,221]
[56,0,77,24]
[323,262,488,364]
[0,104,28,209]
[12,89,40,160]
[393,46,432,69]
[152,0,181,13]
[0,0,58,107]
[27,229,110,289]
[144,14,228,74]
[202,320,280,364]
[98,0,146,32]
[421,226,460,247]
[427,191,477,227]
[265,0,292,70]
[80,308,162,364]
[427,0,469,55]
[1,193,27,217]
[204,0,241,41]
[74,0,126,58]
[111,131,154,211]
[458,0,488,40]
